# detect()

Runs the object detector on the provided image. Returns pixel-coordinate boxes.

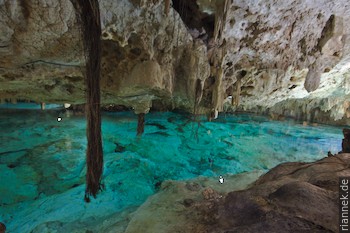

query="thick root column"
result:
[137,113,145,136]
[71,0,103,202]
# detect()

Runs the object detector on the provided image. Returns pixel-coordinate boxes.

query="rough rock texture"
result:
[0,0,350,121]
[124,170,264,233]
[204,0,350,124]
[124,153,350,233]
[0,0,210,113]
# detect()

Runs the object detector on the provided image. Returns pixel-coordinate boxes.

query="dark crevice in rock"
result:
[243,22,266,45]
[102,104,131,112]
[288,84,297,90]
[239,70,247,78]
[19,0,31,20]
[172,0,214,43]
[317,14,335,50]
[299,37,307,58]
[21,60,80,68]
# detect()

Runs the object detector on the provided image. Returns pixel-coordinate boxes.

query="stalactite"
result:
[71,0,103,202]
[193,79,203,141]
[137,113,145,136]
[231,85,234,106]
[213,65,224,108]
[234,79,241,106]
[210,0,229,118]
[213,0,229,42]
[194,79,203,115]
[164,0,170,16]
[211,42,226,118]
[213,1,222,41]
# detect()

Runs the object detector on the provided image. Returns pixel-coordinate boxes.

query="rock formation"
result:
[205,0,350,124]
[125,153,350,232]
[0,222,5,233]
[0,0,349,121]
[343,128,350,152]
[0,0,210,114]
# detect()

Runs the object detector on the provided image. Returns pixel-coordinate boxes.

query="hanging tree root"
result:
[71,0,104,202]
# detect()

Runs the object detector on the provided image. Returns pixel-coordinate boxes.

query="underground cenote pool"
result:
[0,105,343,232]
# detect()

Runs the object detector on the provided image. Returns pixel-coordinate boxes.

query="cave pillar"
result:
[133,100,151,137]
[209,0,229,119]
[212,66,224,115]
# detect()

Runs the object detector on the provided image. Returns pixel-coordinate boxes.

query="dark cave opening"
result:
[172,0,215,43]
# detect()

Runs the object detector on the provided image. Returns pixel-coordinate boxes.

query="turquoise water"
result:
[0,102,63,110]
[0,107,343,232]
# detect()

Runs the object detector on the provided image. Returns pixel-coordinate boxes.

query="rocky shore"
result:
[125,153,349,233]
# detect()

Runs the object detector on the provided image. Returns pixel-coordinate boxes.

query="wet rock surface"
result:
[125,153,350,233]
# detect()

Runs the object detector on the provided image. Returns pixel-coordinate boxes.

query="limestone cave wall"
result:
[0,0,210,114]
[0,0,349,123]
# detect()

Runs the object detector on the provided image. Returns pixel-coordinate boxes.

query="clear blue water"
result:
[0,106,343,232]
[0,102,63,110]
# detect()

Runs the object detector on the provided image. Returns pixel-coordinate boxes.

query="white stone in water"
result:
[57,117,62,122]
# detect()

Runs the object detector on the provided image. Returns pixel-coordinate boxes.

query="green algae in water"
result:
[0,108,343,232]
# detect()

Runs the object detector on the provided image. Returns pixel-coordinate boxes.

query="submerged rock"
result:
[0,222,5,233]
[124,154,350,232]
[114,142,126,153]
[0,164,39,205]
[124,171,263,233]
